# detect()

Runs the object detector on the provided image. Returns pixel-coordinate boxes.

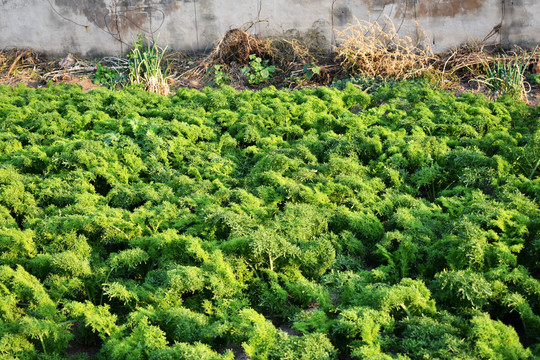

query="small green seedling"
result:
[303,63,321,81]
[207,64,230,86]
[241,54,276,85]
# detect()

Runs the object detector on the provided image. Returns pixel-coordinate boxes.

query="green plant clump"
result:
[0,80,538,359]
[128,34,170,95]
[93,63,127,89]
[469,49,537,100]
[242,54,276,85]
[207,64,230,87]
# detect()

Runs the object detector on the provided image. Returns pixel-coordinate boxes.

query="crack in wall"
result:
[50,0,188,47]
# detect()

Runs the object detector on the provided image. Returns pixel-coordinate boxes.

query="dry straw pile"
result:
[335,16,434,80]
[213,28,272,65]
[180,27,336,87]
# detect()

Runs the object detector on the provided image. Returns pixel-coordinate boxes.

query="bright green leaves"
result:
[331,209,384,246]
[0,265,55,316]
[149,342,234,360]
[398,315,470,359]
[51,250,91,278]
[0,81,538,359]
[236,306,336,360]
[0,228,36,263]
[167,266,205,295]
[67,301,119,340]
[0,332,36,359]
[251,227,300,272]
[334,306,393,358]
[517,129,540,180]
[241,55,276,85]
[266,332,336,360]
[433,270,493,310]
[101,315,168,359]
[0,265,70,357]
[470,313,532,359]
[0,166,39,225]
[18,316,72,356]
[342,82,371,110]
[247,203,335,276]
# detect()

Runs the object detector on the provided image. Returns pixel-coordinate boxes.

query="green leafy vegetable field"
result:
[0,81,539,359]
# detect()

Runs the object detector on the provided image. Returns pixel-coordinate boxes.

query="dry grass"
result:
[163,51,194,77]
[271,38,317,71]
[185,29,270,75]
[268,33,338,87]
[0,48,40,75]
[180,29,271,82]
[177,27,334,88]
[435,44,539,92]
[436,42,498,82]
[335,16,434,80]
[214,29,272,66]
[270,27,330,68]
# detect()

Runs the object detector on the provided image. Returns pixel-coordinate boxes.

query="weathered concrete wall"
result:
[0,0,538,56]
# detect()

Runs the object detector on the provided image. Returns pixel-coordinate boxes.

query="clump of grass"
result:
[335,15,434,80]
[468,48,537,100]
[128,35,170,95]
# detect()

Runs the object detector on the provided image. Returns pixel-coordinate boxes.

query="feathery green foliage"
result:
[0,80,538,359]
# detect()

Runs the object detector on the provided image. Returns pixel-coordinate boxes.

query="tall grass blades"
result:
[128,35,171,95]
[469,48,537,100]
[335,16,433,80]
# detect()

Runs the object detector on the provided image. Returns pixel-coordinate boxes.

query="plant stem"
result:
[529,159,540,180]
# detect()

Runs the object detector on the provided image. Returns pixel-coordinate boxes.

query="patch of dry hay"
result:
[335,16,434,80]
[214,29,271,65]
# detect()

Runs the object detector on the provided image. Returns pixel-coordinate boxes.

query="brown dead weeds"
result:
[335,16,434,80]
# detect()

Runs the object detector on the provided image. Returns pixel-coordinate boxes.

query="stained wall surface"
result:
[0,0,538,56]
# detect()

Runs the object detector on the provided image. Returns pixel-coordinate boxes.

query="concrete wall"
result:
[1,0,538,56]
